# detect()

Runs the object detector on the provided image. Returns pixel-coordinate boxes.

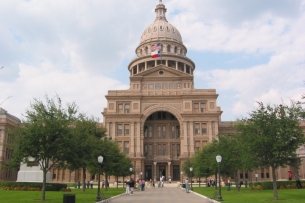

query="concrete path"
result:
[108,186,218,203]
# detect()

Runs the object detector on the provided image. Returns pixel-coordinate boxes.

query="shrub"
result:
[252,181,303,190]
[0,182,67,191]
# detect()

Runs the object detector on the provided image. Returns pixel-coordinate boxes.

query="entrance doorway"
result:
[173,165,180,181]
[159,165,166,180]
[145,165,152,181]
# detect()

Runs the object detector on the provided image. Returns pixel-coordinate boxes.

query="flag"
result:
[151,43,162,58]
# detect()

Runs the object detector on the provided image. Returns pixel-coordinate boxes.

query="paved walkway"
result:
[107,185,218,203]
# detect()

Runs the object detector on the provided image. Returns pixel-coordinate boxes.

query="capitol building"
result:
[1,0,305,183]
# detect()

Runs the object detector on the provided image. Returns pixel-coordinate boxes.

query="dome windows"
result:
[160,25,163,30]
[154,26,157,31]
[145,47,148,55]
[167,45,171,53]
[174,46,177,54]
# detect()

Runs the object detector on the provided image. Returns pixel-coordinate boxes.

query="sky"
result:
[0,0,304,122]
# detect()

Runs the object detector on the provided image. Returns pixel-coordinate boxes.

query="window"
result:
[158,144,162,155]
[194,123,200,135]
[171,126,175,138]
[117,102,130,114]
[158,126,162,138]
[124,141,129,154]
[201,123,207,134]
[124,124,130,135]
[117,124,122,135]
[193,101,206,113]
[149,144,153,156]
[195,141,200,151]
[144,144,148,156]
[240,173,243,179]
[145,47,148,55]
[167,45,171,52]
[174,46,177,53]
[148,126,153,138]
[144,126,148,138]
[162,126,166,138]
[177,144,180,156]
[163,144,167,155]
[117,141,123,151]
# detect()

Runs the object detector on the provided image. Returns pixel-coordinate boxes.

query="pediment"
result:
[133,65,191,78]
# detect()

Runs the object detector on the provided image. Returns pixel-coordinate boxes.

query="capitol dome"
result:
[140,0,183,45]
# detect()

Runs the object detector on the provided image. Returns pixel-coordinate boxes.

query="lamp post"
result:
[181,171,183,183]
[190,167,193,191]
[216,155,223,201]
[130,168,133,180]
[95,156,103,202]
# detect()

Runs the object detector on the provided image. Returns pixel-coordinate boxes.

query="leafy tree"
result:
[9,95,79,201]
[192,143,217,187]
[64,115,106,192]
[235,102,305,200]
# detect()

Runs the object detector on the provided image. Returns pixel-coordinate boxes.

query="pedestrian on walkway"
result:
[142,179,145,191]
[90,180,94,189]
[295,172,302,188]
[185,178,190,193]
[129,178,135,195]
[126,180,130,195]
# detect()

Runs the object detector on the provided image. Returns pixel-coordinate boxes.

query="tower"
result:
[102,0,222,181]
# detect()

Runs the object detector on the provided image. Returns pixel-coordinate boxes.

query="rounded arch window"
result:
[180,49,183,55]
[140,49,143,56]
[154,26,157,31]
[174,46,177,54]
[145,47,148,55]
[167,45,171,53]
[166,26,169,32]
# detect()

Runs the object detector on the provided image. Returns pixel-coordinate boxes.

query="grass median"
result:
[192,186,305,203]
[0,187,125,203]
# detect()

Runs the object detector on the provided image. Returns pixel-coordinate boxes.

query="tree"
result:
[235,102,305,200]
[9,95,79,201]
[64,115,106,192]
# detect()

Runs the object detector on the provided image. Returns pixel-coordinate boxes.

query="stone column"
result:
[168,162,171,179]
[214,122,219,137]
[153,162,157,181]
[145,61,147,70]
[166,60,168,66]
[136,122,141,157]
[130,122,135,156]
[175,61,178,70]
[112,122,116,140]
[106,122,110,138]
[208,122,212,142]
[183,121,188,157]
[155,60,157,67]
[137,64,139,73]
[184,63,186,73]
[189,122,194,156]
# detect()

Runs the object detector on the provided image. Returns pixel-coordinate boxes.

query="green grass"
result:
[0,187,125,203]
[193,186,305,203]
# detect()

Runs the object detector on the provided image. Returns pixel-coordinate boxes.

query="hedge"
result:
[252,181,305,190]
[0,182,67,191]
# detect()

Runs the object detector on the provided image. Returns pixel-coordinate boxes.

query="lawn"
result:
[0,187,125,203]
[193,186,305,203]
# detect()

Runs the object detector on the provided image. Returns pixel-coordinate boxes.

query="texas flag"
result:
[151,43,162,58]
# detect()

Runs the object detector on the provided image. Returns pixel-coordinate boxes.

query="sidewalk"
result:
[101,186,219,203]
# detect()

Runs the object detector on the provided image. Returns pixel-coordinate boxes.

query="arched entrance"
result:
[142,111,181,181]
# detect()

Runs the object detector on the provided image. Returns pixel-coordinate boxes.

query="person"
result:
[185,178,190,193]
[137,179,141,191]
[129,178,135,195]
[77,180,80,189]
[295,172,302,188]
[102,180,105,188]
[90,180,94,189]
[126,180,130,195]
[141,179,145,191]
[161,176,164,187]
[227,177,231,191]
[239,180,243,188]
[169,178,171,183]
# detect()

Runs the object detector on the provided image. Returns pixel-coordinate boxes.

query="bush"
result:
[0,182,67,191]
[252,181,304,190]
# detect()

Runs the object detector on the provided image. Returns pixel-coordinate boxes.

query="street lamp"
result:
[190,167,193,191]
[216,155,223,201]
[95,156,104,202]
[181,171,183,183]
[130,168,133,180]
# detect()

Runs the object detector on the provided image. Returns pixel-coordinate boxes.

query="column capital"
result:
[168,162,171,165]
[153,162,157,165]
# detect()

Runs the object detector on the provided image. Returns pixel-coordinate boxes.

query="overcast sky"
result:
[1,0,304,121]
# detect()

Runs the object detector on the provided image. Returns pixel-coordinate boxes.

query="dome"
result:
[139,1,183,45]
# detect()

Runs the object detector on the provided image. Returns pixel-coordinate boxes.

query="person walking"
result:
[185,178,190,193]
[141,179,145,191]
[227,177,231,191]
[129,178,135,195]
[125,180,130,195]
[295,172,302,189]
[90,180,94,189]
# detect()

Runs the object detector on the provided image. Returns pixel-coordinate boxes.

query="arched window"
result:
[167,45,171,53]
[174,46,177,54]
[180,49,183,55]
[140,49,143,56]
[145,47,148,55]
